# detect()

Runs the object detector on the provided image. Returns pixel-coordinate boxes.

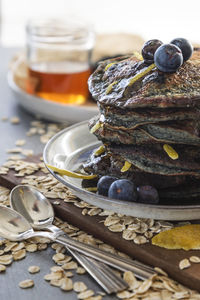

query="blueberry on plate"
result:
[170,38,193,61]
[137,185,159,204]
[154,44,183,73]
[142,39,163,64]
[108,179,138,202]
[97,176,118,196]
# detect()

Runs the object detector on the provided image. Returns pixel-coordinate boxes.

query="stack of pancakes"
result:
[84,50,200,203]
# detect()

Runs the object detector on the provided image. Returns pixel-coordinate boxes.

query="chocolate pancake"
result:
[99,105,200,128]
[90,116,200,145]
[88,51,200,109]
[83,151,197,190]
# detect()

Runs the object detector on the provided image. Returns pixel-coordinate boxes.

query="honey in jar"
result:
[26,18,95,105]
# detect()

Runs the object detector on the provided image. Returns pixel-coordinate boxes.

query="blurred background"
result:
[1,0,200,47]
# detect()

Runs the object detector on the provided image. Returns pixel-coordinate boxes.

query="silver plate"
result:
[43,120,200,221]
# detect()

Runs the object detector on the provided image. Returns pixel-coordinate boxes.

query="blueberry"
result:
[154,44,183,73]
[108,179,138,202]
[97,176,118,196]
[142,39,163,64]
[170,38,193,61]
[137,185,159,204]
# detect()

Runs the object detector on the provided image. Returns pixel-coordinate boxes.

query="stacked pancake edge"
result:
[84,50,200,203]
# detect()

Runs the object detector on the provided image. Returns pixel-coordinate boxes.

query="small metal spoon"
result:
[10,185,128,293]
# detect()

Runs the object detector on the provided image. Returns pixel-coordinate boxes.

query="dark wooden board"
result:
[1,155,200,292]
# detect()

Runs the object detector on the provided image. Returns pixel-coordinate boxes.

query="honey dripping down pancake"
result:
[84,39,200,203]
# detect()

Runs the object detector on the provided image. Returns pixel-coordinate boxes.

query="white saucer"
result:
[7,71,98,123]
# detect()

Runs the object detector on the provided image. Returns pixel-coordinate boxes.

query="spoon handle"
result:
[55,235,155,280]
[66,248,128,293]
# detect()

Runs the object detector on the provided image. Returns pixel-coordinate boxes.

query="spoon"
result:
[8,185,155,279]
[10,185,128,293]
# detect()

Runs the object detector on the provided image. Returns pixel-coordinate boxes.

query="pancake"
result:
[89,116,200,145]
[88,51,200,109]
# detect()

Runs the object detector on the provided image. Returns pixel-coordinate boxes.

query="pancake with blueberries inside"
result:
[84,38,200,204]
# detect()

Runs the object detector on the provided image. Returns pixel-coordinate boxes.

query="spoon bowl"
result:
[10,185,54,229]
[0,206,49,241]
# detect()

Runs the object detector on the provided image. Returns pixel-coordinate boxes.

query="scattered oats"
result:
[133,235,147,244]
[65,271,74,278]
[12,242,25,252]
[108,223,125,232]
[22,149,34,156]
[10,117,20,124]
[60,278,73,291]
[0,265,6,272]
[0,254,13,265]
[128,223,140,231]
[7,147,22,153]
[76,267,86,275]
[50,279,63,287]
[122,229,137,240]
[136,278,153,294]
[13,249,26,261]
[55,245,66,254]
[52,253,65,262]
[37,243,48,251]
[154,267,168,276]
[179,258,191,270]
[189,256,200,263]
[73,281,87,293]
[82,208,88,216]
[44,272,63,281]
[104,216,120,227]
[87,208,102,216]
[26,127,37,136]
[117,290,134,298]
[123,271,140,290]
[62,261,78,270]
[28,266,40,274]
[78,289,94,299]
[4,242,18,252]
[144,231,153,239]
[50,266,63,273]
[160,290,173,299]
[173,291,190,299]
[26,244,37,252]
[19,279,34,289]
[0,167,9,174]
[0,250,4,255]
[15,139,26,146]
[161,277,182,292]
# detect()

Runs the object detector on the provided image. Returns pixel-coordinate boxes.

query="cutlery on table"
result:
[0,205,127,293]
[10,185,129,293]
[9,185,155,278]
[0,186,155,277]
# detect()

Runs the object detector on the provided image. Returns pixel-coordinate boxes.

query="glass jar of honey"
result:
[26,18,95,105]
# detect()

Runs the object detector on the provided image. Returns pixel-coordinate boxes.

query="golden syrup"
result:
[27,61,91,105]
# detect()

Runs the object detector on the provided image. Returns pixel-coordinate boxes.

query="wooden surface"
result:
[1,155,200,293]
